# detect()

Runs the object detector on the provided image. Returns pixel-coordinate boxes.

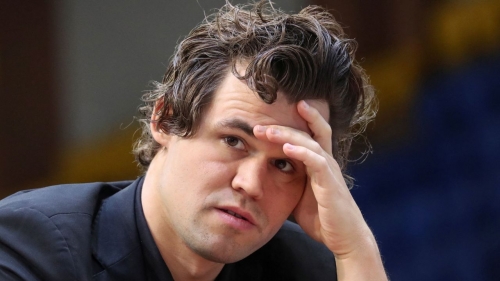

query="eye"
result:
[223,136,245,150]
[272,159,294,173]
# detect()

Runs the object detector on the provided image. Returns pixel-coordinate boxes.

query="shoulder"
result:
[253,220,337,280]
[0,181,131,217]
[0,180,133,280]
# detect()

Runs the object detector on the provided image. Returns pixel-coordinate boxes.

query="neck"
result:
[141,154,224,281]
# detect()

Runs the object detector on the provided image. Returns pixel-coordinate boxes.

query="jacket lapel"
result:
[92,178,147,281]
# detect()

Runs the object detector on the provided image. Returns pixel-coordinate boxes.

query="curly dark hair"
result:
[133,0,376,186]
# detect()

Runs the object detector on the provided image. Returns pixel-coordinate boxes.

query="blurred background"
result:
[1,0,499,280]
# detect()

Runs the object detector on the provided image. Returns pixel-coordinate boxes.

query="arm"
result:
[254,100,388,280]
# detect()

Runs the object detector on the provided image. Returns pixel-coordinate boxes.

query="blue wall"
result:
[352,53,500,280]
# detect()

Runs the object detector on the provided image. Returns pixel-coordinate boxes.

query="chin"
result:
[188,239,261,264]
[194,247,252,264]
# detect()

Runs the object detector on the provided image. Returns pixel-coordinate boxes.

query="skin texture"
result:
[142,71,319,280]
[142,69,387,281]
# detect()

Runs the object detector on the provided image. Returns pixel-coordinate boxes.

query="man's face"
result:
[150,71,328,263]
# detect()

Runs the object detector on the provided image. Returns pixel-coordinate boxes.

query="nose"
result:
[231,157,266,200]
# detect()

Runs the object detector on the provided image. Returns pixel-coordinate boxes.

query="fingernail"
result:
[255,125,266,132]
[284,143,294,150]
[302,100,309,109]
[270,127,280,135]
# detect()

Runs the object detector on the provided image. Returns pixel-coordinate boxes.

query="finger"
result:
[297,100,333,155]
[253,125,324,156]
[293,177,322,241]
[283,143,334,180]
[285,142,357,234]
[283,142,345,190]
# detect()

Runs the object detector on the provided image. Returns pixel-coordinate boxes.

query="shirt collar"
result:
[134,178,262,281]
[135,177,175,281]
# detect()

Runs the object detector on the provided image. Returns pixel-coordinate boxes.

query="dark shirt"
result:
[0,178,336,280]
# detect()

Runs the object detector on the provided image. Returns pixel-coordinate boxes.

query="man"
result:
[0,1,387,280]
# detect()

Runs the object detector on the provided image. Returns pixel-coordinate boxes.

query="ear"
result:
[150,100,172,147]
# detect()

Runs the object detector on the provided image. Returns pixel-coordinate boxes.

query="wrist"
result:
[334,231,388,281]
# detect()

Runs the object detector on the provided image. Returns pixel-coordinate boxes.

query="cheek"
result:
[265,182,304,223]
[184,157,236,197]
[273,176,306,204]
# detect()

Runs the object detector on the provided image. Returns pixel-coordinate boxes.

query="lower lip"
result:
[215,209,255,231]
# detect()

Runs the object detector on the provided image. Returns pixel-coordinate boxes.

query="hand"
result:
[254,100,387,280]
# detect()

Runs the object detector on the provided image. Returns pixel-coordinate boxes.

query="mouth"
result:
[216,207,255,226]
[222,209,247,220]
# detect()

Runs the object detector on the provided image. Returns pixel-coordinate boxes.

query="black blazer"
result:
[0,179,336,281]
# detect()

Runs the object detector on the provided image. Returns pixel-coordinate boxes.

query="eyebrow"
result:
[214,118,256,138]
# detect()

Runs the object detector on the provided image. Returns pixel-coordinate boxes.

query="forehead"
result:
[205,71,326,133]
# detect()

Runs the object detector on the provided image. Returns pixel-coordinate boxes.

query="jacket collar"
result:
[91,177,148,280]
[90,177,263,281]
